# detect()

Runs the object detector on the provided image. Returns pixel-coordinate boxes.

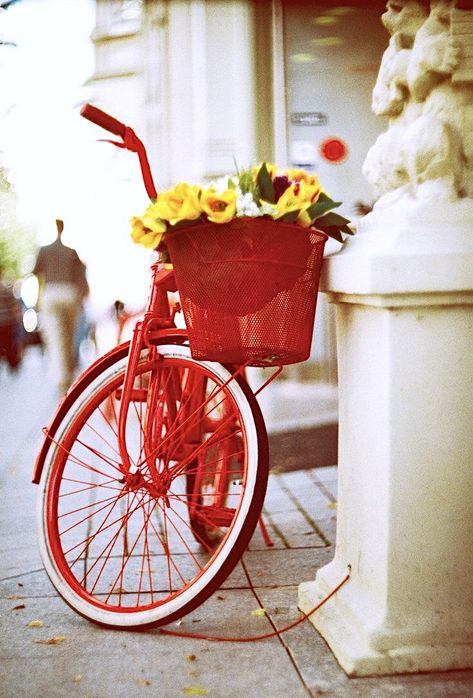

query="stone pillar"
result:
[299,214,473,676]
[298,1,473,676]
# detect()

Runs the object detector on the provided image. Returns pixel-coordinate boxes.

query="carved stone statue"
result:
[371,0,428,117]
[407,0,461,101]
[363,1,473,210]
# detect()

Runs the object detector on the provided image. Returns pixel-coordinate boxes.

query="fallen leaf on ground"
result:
[13,604,25,610]
[7,595,23,600]
[72,675,83,683]
[137,679,152,686]
[183,687,208,696]
[28,620,44,628]
[327,501,337,509]
[186,655,197,662]
[34,636,66,645]
[250,608,266,617]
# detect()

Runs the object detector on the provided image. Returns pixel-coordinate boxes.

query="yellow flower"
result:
[201,187,237,223]
[155,183,202,224]
[272,183,301,218]
[130,207,166,250]
[301,181,322,205]
[285,169,321,188]
[273,180,323,225]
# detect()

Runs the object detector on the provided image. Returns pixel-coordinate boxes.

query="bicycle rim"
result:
[39,344,268,628]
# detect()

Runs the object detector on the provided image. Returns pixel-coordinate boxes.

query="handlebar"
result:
[80,103,157,200]
[80,103,126,138]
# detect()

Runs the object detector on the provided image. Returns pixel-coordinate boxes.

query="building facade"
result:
[86,0,388,387]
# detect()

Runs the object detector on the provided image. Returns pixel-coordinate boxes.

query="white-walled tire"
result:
[38,344,268,628]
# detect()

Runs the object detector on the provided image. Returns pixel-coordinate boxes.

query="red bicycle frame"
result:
[33,103,276,546]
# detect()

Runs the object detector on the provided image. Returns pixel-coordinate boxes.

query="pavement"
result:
[1,347,473,697]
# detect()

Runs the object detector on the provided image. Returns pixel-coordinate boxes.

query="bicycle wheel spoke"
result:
[63,489,134,565]
[59,476,122,496]
[82,414,123,464]
[58,488,125,523]
[137,497,155,605]
[82,489,151,594]
[135,372,230,471]
[101,493,157,602]
[41,345,267,627]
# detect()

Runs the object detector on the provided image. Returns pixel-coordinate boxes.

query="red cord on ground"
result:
[159,570,350,642]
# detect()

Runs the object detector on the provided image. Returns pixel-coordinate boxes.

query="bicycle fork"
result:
[116,262,177,483]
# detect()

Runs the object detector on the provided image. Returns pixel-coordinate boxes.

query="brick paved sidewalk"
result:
[1,349,472,697]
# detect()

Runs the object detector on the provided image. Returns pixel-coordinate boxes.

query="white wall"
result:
[148,0,258,188]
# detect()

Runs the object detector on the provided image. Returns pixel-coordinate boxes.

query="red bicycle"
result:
[32,105,272,629]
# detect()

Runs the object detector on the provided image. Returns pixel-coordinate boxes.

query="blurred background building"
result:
[0,0,389,454]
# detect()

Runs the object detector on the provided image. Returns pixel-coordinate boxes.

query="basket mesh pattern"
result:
[166,218,327,366]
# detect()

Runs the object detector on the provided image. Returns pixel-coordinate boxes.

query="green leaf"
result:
[314,211,351,227]
[309,191,332,206]
[312,206,353,242]
[278,209,300,223]
[238,169,256,197]
[305,197,342,221]
[313,222,354,243]
[256,163,276,203]
[232,156,240,176]
[317,226,345,243]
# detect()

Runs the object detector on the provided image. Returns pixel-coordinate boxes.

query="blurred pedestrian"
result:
[0,264,22,371]
[33,219,89,392]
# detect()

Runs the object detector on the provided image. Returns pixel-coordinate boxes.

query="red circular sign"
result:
[319,137,349,164]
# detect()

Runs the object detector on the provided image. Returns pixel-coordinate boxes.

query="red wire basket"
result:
[166,217,327,366]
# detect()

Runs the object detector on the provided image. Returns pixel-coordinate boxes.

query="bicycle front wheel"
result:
[38,343,268,628]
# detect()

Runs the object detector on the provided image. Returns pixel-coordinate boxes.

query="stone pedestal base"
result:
[299,575,473,677]
[299,210,473,676]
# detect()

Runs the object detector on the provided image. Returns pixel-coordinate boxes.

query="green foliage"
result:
[278,210,300,223]
[313,210,353,242]
[0,166,37,278]
[305,192,342,221]
[237,169,259,200]
[255,163,275,204]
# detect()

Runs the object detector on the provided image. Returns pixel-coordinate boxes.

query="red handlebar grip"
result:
[80,103,126,138]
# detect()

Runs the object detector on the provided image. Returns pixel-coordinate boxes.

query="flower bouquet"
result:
[130,164,352,365]
[130,162,352,252]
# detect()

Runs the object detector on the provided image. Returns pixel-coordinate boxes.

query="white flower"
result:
[236,192,262,217]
